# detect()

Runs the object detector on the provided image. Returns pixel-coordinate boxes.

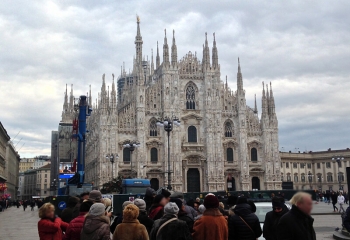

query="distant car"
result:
[254,201,291,240]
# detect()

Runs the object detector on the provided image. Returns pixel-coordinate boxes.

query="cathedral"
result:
[61,18,282,192]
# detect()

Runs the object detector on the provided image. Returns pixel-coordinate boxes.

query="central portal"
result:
[187,168,200,192]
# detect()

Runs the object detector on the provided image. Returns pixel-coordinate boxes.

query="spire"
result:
[202,32,210,70]
[212,32,219,69]
[163,29,170,67]
[225,76,228,89]
[171,29,177,67]
[266,83,270,115]
[254,94,258,114]
[261,82,268,118]
[270,82,276,115]
[151,48,154,75]
[135,15,143,64]
[63,84,68,110]
[156,41,160,69]
[111,75,117,110]
[89,85,92,106]
[237,58,243,92]
[69,84,74,110]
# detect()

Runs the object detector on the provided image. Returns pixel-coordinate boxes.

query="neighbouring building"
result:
[280,148,350,192]
[0,122,10,185]
[22,169,37,200]
[60,18,281,192]
[19,158,35,173]
[18,172,24,199]
[36,164,51,198]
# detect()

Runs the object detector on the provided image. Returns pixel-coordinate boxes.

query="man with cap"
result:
[134,198,154,234]
[228,197,262,240]
[89,190,103,203]
[150,202,192,240]
[192,195,228,240]
[80,203,111,240]
[148,195,167,221]
[263,196,289,240]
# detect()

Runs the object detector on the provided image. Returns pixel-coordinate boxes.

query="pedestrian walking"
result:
[228,197,262,240]
[112,204,149,240]
[331,192,338,212]
[38,203,69,240]
[23,200,28,211]
[192,195,228,240]
[263,197,289,240]
[338,192,345,213]
[30,200,35,211]
[134,198,154,235]
[64,201,93,240]
[276,192,316,240]
[150,202,192,240]
[80,203,111,240]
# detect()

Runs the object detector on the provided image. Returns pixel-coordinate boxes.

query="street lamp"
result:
[106,154,119,180]
[123,141,141,178]
[332,156,345,191]
[156,116,180,191]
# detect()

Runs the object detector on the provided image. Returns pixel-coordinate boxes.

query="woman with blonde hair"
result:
[37,203,69,240]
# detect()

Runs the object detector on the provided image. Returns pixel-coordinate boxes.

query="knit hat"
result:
[123,204,139,221]
[227,195,238,206]
[89,203,105,216]
[236,196,248,205]
[164,202,179,215]
[204,195,219,209]
[170,191,184,199]
[162,189,171,198]
[170,198,183,210]
[80,201,93,212]
[145,187,156,197]
[134,199,146,211]
[88,190,102,203]
[198,204,206,214]
[272,196,285,208]
[122,201,133,210]
[153,194,165,204]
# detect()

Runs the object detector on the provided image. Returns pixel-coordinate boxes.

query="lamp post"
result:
[106,154,118,180]
[123,141,140,178]
[308,171,314,190]
[156,116,180,191]
[332,156,345,191]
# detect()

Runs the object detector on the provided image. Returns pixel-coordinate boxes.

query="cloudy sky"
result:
[1,0,349,157]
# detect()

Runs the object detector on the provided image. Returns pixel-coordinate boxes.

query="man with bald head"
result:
[276,192,316,240]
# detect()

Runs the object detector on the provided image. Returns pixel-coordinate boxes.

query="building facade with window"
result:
[280,149,350,192]
[69,19,281,192]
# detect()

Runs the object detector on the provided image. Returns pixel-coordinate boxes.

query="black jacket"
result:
[150,214,192,240]
[178,210,194,233]
[138,210,154,235]
[263,206,289,240]
[331,194,338,204]
[276,205,316,240]
[228,203,262,240]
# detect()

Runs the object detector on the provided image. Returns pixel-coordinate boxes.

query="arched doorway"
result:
[252,177,260,190]
[150,178,159,190]
[187,168,200,192]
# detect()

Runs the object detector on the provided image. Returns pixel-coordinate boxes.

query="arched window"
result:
[186,83,196,109]
[338,172,345,182]
[301,174,306,182]
[123,148,130,163]
[281,173,284,181]
[251,148,258,161]
[188,126,197,142]
[294,174,298,182]
[149,119,157,136]
[286,173,291,182]
[317,173,322,183]
[150,148,158,163]
[227,148,234,162]
[224,122,233,137]
[308,172,313,182]
[327,173,333,182]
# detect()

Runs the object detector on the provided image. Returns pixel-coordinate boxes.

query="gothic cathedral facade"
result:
[63,19,282,192]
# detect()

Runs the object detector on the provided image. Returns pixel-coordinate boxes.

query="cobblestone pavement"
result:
[0,204,345,240]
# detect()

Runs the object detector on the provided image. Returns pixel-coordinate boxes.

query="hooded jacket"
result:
[263,206,289,240]
[192,208,228,240]
[80,215,111,240]
[38,217,69,240]
[228,203,262,240]
[276,205,316,240]
[150,214,192,240]
[64,212,87,240]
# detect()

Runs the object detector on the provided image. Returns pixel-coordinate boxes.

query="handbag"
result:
[156,218,177,237]
[239,216,258,240]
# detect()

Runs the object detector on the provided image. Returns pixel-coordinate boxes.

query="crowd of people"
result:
[34,188,318,240]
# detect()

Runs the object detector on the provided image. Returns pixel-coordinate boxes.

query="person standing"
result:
[80,203,111,240]
[23,200,28,211]
[148,195,166,221]
[192,195,228,240]
[331,192,338,212]
[338,192,345,213]
[150,202,192,240]
[37,203,69,240]
[113,204,149,240]
[61,197,79,223]
[276,192,316,240]
[170,198,194,233]
[228,197,262,240]
[263,197,289,240]
[30,200,36,211]
[134,199,154,235]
